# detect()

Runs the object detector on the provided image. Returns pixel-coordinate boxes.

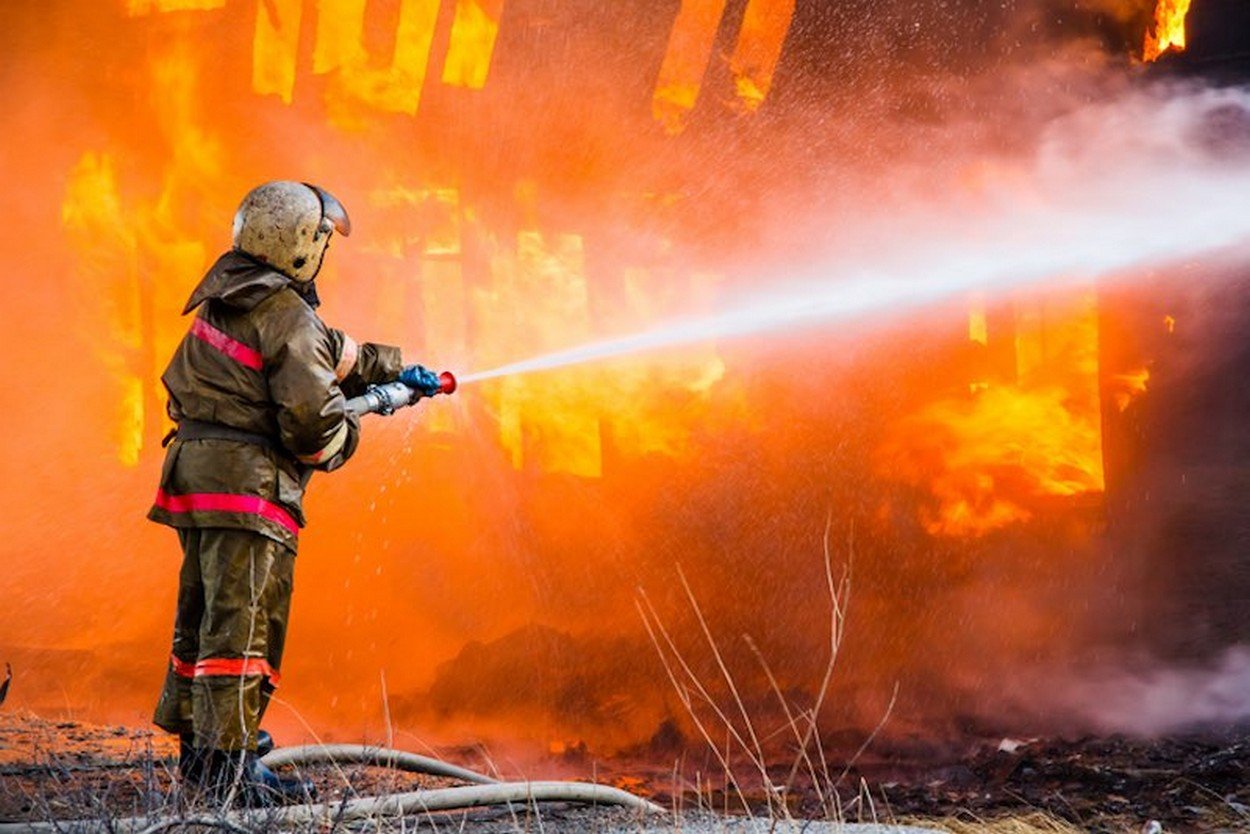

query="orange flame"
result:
[127,0,224,15]
[652,0,794,133]
[728,0,795,114]
[652,0,725,134]
[878,292,1105,537]
[61,153,145,467]
[1143,0,1194,62]
[1110,367,1150,412]
[442,0,504,89]
[878,385,1105,537]
[3,0,1161,757]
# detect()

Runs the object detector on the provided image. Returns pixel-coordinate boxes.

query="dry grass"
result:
[913,811,1088,834]
[636,516,862,826]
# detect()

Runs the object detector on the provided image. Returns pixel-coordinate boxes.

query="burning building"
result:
[1,0,1249,769]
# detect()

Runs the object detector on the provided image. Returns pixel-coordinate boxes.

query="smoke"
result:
[1054,646,1250,735]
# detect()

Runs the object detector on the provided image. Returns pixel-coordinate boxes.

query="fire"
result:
[728,0,795,114]
[252,0,302,105]
[254,0,454,117]
[878,385,1106,537]
[475,227,728,475]
[5,0,1221,761]
[652,0,794,133]
[61,154,145,467]
[60,33,223,465]
[315,0,441,119]
[1110,367,1150,412]
[1143,0,1194,62]
[878,292,1105,537]
[492,229,602,476]
[442,0,503,89]
[652,0,725,134]
[968,296,989,346]
[127,0,224,14]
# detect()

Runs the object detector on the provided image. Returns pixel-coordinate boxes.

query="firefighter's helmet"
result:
[232,181,352,283]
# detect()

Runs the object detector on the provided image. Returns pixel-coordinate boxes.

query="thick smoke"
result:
[1055,646,1250,735]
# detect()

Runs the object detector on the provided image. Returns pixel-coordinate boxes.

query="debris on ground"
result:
[844,730,1250,833]
[1,712,1246,833]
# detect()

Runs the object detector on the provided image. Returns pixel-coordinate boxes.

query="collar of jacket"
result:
[183,250,317,314]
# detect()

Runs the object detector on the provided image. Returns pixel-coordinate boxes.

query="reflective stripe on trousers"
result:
[153,528,294,752]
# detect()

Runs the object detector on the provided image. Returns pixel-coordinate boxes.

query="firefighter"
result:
[149,181,442,805]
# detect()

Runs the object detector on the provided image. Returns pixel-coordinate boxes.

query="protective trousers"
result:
[153,528,294,751]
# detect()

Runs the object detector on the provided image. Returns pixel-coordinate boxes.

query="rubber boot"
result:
[240,753,316,807]
[201,750,315,807]
[177,734,205,783]
[256,729,275,758]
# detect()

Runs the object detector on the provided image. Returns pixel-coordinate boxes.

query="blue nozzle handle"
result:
[399,364,444,397]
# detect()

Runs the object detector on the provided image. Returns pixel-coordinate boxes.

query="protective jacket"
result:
[147,250,402,551]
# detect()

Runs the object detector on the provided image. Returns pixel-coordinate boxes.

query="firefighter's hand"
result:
[399,364,442,397]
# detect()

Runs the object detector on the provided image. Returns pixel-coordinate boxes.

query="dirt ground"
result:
[1,711,1247,833]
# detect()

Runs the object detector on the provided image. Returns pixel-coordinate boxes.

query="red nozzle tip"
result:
[438,371,457,395]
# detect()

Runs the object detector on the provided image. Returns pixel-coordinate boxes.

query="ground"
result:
[0,712,1247,832]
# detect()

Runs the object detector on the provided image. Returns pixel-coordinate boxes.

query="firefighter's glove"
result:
[399,364,443,397]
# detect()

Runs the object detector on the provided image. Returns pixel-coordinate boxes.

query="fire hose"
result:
[258,743,497,783]
[0,743,665,833]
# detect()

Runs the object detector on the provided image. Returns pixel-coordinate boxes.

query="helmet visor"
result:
[306,183,352,237]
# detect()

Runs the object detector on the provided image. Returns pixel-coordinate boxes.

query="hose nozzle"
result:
[346,369,458,416]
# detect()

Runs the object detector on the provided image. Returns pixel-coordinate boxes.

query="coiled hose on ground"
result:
[259,743,499,784]
[0,743,665,833]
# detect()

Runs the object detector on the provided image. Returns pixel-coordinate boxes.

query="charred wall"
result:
[1098,1,1250,662]
[1101,262,1250,660]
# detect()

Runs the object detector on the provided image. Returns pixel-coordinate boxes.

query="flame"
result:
[471,228,727,475]
[5,0,1209,759]
[652,0,793,132]
[1143,0,1194,62]
[879,385,1106,537]
[728,0,795,114]
[59,34,221,465]
[879,291,1105,537]
[308,0,441,120]
[968,296,989,346]
[61,154,145,467]
[652,0,725,134]
[127,0,224,15]
[1110,367,1150,412]
[442,0,503,89]
[495,230,602,477]
[252,0,303,104]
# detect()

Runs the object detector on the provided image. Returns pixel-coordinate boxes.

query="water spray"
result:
[357,90,1250,400]
[458,211,1249,388]
[457,88,1250,388]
